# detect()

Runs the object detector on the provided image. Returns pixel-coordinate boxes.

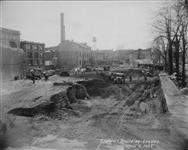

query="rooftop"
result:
[21,40,45,45]
[0,27,20,34]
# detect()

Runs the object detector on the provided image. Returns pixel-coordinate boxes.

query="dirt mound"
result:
[50,91,70,109]
[119,78,168,124]
[7,101,56,117]
[180,88,188,96]
[67,84,90,104]
[77,79,110,97]
[101,85,124,100]
[7,83,90,118]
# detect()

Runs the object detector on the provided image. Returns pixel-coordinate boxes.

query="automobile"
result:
[95,67,103,71]
[114,76,125,84]
[142,69,153,77]
[60,71,70,76]
[85,67,92,72]
[45,70,55,76]
[26,69,43,80]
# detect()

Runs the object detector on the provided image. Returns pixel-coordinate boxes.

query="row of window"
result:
[27,60,44,66]
[25,44,43,51]
[27,52,43,58]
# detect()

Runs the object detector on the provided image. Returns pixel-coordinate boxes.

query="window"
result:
[34,52,39,58]
[39,53,43,57]
[33,60,37,66]
[32,45,37,50]
[37,60,39,65]
[27,60,33,65]
[27,52,32,58]
[25,44,31,50]
[39,60,43,65]
[9,41,17,48]
[38,45,43,51]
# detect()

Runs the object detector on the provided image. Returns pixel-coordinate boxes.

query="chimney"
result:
[61,13,65,42]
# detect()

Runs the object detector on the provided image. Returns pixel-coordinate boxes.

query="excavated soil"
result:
[1,76,186,150]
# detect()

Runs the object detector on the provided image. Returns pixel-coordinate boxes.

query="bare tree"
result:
[152,0,187,87]
[152,36,168,71]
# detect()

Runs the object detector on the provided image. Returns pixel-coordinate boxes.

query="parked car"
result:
[60,71,70,77]
[45,70,55,76]
[26,68,43,80]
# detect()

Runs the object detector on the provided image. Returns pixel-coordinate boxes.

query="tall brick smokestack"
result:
[61,13,65,42]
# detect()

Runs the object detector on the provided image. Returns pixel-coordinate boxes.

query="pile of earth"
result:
[7,83,90,118]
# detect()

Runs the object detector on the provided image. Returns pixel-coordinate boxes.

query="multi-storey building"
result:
[0,27,24,81]
[91,48,152,67]
[56,13,92,70]
[44,47,58,69]
[92,49,115,66]
[57,40,91,69]
[0,27,20,48]
[20,41,45,69]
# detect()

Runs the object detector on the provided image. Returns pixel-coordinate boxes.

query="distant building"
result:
[0,27,20,48]
[92,49,114,66]
[56,13,92,69]
[57,41,91,69]
[0,27,24,81]
[90,48,152,67]
[116,49,135,65]
[115,48,152,67]
[20,41,45,70]
[44,46,58,69]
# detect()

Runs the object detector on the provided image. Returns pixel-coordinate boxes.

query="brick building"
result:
[44,47,58,69]
[20,41,45,70]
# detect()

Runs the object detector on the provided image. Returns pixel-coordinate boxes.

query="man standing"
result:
[30,70,35,84]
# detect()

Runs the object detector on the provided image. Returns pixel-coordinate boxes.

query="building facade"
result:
[56,13,92,70]
[20,41,45,70]
[92,49,115,66]
[0,27,24,81]
[44,47,58,69]
[0,27,20,48]
[91,48,152,67]
[57,41,91,69]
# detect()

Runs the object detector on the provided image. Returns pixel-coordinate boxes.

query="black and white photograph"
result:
[0,0,188,150]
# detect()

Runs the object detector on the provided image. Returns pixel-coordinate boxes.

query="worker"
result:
[44,72,49,81]
[30,70,35,84]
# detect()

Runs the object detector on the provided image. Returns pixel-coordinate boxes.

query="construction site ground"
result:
[1,75,188,150]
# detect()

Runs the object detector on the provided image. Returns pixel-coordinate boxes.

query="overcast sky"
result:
[1,1,165,49]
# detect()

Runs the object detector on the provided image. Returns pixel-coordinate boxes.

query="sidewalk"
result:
[159,73,188,138]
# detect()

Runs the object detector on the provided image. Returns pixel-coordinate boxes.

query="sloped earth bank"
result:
[1,77,187,150]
